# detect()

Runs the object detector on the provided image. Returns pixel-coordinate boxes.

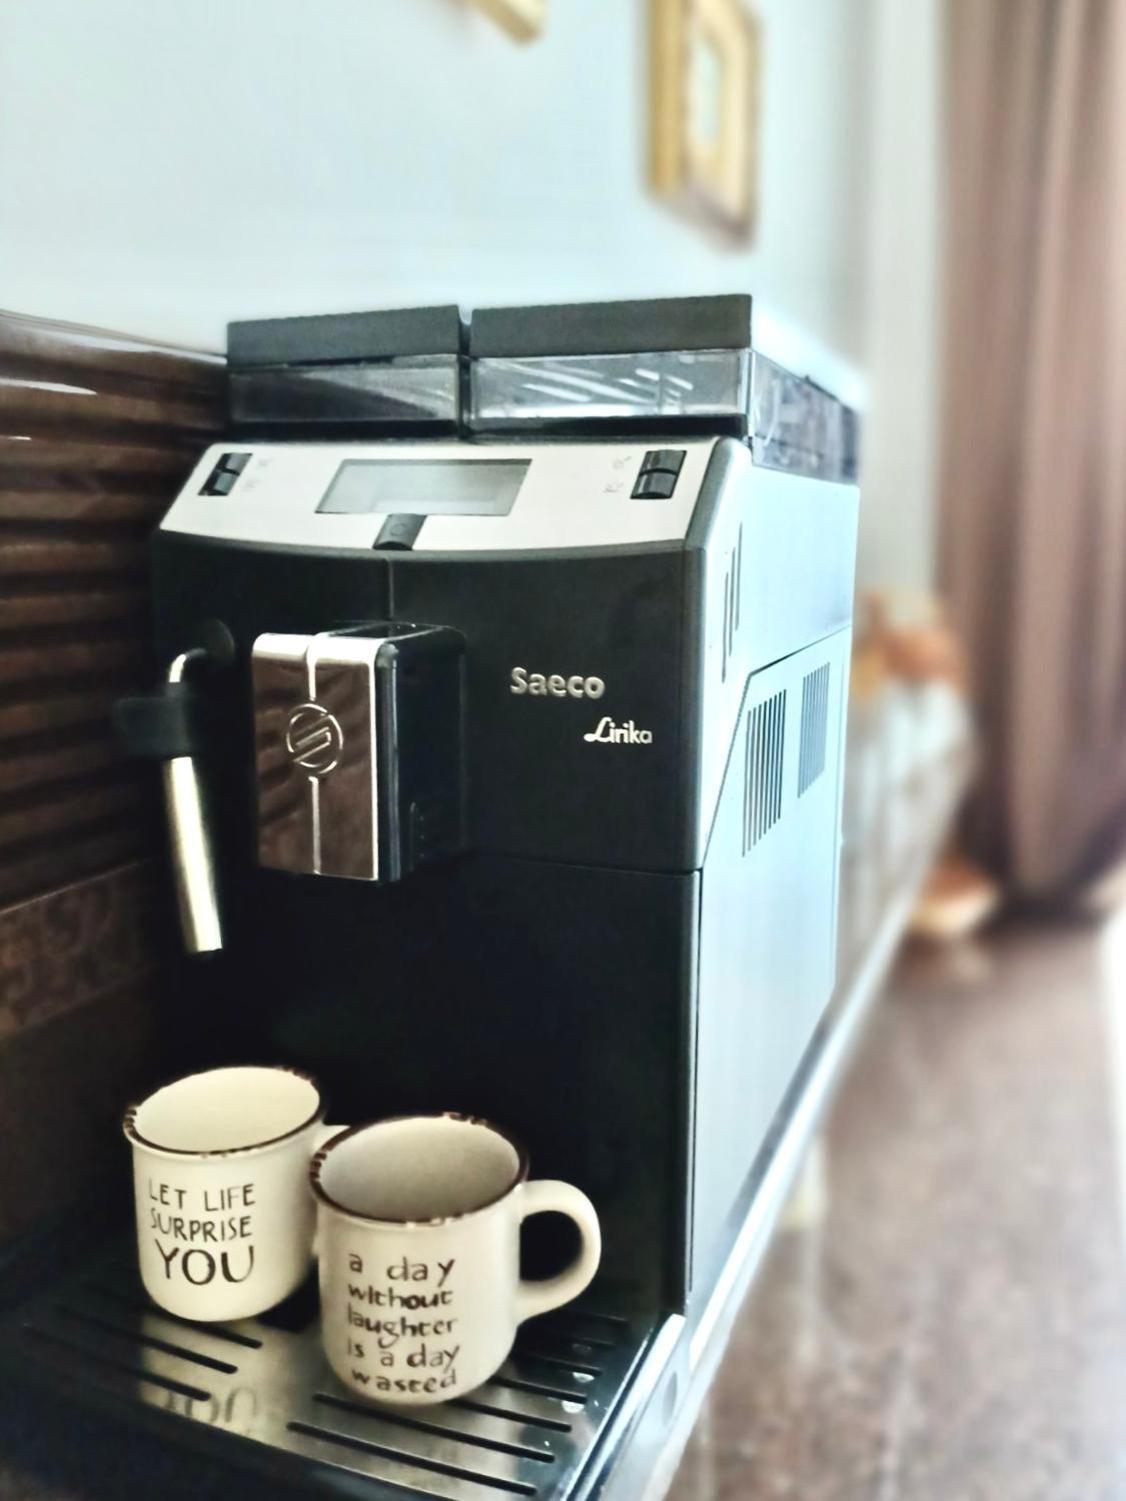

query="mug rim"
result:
[123,1063,325,1159]
[311,1112,530,1227]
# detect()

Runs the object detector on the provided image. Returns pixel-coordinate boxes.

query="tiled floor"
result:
[668,917,1126,1501]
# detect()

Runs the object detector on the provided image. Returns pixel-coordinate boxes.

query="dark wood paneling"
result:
[0,979,159,1241]
[0,728,118,796]
[0,533,149,577]
[0,489,168,522]
[0,634,148,684]
[0,309,223,910]
[0,861,164,1040]
[0,585,148,629]
[0,309,224,1241]
[0,687,134,740]
[0,823,158,914]
[0,433,201,478]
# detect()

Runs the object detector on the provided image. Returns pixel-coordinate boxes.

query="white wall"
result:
[0,0,870,363]
[0,0,939,590]
[857,0,942,598]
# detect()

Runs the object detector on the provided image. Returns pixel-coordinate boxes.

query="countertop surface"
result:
[3,917,1126,1500]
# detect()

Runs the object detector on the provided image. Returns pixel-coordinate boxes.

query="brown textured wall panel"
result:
[0,823,157,916]
[0,534,149,576]
[0,980,160,1241]
[0,309,222,910]
[0,308,224,1242]
[0,861,164,1041]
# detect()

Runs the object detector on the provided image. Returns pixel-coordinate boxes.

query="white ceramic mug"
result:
[124,1064,335,1322]
[312,1114,601,1405]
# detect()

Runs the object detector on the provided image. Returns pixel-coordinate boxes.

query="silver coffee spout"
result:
[251,624,465,883]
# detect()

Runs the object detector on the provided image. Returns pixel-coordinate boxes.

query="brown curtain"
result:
[941,0,1126,896]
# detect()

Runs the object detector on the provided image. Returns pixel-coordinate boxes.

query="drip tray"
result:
[0,1237,659,1500]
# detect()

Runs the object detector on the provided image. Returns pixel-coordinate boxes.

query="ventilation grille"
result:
[798,664,830,796]
[743,690,786,853]
[720,526,743,683]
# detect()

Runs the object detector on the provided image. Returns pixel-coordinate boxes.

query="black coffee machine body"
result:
[2,297,858,1499]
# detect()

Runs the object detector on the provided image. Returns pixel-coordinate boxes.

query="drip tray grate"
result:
[1,1238,657,1500]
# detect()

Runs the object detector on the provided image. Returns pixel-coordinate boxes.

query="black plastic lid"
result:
[228,306,465,367]
[469,294,753,358]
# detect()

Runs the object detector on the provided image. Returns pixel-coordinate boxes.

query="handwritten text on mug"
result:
[147,1177,257,1286]
[344,1254,461,1397]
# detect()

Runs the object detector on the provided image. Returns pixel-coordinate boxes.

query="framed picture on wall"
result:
[468,0,545,42]
[649,0,761,241]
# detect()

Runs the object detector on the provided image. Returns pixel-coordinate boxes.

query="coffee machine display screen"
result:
[317,459,528,516]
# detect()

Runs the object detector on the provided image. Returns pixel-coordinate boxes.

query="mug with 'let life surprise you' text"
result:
[124,1064,336,1322]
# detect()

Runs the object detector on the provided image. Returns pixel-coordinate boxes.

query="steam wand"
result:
[114,644,226,955]
[161,650,223,953]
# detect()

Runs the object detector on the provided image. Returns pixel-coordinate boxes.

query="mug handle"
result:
[515,1180,602,1323]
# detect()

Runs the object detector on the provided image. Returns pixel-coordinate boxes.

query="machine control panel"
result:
[162,439,716,554]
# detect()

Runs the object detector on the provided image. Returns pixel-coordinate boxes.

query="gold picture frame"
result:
[468,0,546,42]
[649,0,760,240]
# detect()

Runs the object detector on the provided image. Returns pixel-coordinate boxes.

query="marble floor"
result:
[668,916,1126,1501]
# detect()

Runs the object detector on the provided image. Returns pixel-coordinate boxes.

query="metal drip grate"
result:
[1,1238,656,1500]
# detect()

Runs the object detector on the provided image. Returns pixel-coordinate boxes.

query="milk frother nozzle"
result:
[160,650,223,953]
[114,646,224,954]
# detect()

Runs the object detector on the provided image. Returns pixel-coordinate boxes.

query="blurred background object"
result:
[942,0,1126,903]
[468,0,545,43]
[648,0,762,240]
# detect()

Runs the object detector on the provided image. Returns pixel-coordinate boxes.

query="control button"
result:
[200,467,238,496]
[632,470,678,500]
[641,448,686,476]
[199,453,250,496]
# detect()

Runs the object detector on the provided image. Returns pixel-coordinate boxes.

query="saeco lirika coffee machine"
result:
[1,296,858,1499]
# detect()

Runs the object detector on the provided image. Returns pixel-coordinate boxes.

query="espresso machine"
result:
[0,296,858,1498]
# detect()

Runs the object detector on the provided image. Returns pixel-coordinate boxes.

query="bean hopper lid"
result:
[467,295,856,480]
[223,295,856,484]
[227,304,467,438]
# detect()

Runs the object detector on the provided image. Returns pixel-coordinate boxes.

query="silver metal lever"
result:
[162,651,223,953]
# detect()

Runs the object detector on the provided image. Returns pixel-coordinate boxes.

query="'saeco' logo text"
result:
[510,667,605,699]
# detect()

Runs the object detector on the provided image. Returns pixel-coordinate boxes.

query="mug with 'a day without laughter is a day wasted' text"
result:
[312,1113,602,1405]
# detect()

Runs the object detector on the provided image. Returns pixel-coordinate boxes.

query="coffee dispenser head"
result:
[251,624,465,882]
